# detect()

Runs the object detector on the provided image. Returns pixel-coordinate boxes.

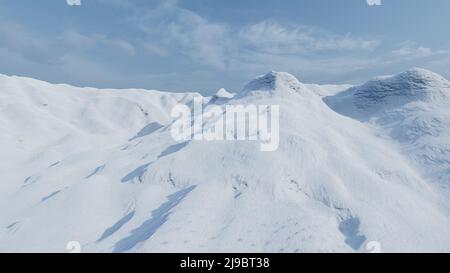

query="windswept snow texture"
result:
[1,69,450,252]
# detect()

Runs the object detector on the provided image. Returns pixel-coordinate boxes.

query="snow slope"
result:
[0,73,201,190]
[1,70,450,252]
[325,68,450,186]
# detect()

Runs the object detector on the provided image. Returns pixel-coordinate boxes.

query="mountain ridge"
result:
[1,68,450,252]
[325,67,450,186]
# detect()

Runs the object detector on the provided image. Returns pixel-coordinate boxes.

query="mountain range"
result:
[1,68,450,252]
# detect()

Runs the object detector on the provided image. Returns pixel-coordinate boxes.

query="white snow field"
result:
[1,69,450,252]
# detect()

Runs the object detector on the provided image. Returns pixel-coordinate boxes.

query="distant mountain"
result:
[1,70,450,252]
[207,88,234,105]
[325,68,450,185]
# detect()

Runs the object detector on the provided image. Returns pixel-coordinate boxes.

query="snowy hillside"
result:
[0,73,201,188]
[325,68,450,186]
[1,70,450,253]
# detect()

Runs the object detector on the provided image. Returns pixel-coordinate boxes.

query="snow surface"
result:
[1,69,450,252]
[325,68,450,186]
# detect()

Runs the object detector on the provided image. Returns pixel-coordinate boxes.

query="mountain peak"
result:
[324,68,450,120]
[351,67,450,106]
[214,88,234,99]
[208,88,235,104]
[240,71,306,96]
[392,67,450,89]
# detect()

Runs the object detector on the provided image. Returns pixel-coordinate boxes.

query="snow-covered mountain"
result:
[325,68,450,186]
[1,69,450,253]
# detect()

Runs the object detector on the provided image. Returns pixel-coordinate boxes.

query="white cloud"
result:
[239,21,380,54]
[60,31,98,50]
[0,23,60,64]
[142,43,169,57]
[392,46,432,57]
[134,4,232,69]
[392,41,448,59]
[132,4,380,70]
[0,23,137,69]
[107,39,136,56]
[60,31,136,56]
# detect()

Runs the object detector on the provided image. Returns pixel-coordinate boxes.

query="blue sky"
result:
[1,0,450,94]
